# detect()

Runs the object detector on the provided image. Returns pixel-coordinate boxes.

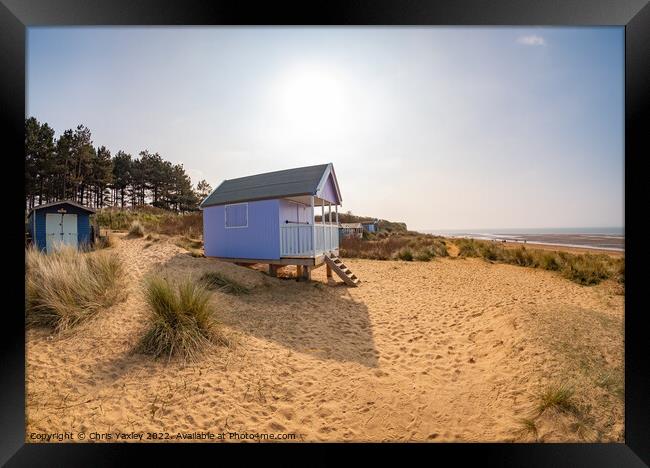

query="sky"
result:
[27,27,624,231]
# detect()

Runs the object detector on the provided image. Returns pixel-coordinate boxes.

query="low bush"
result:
[396,247,414,261]
[453,238,622,286]
[340,233,448,262]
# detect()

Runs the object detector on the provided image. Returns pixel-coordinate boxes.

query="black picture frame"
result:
[1,1,648,466]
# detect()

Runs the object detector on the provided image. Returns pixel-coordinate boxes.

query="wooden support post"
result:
[326,264,332,278]
[328,202,332,252]
[269,264,279,277]
[296,265,302,281]
[311,196,316,258]
[301,265,311,281]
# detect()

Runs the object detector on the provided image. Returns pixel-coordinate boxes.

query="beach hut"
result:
[200,163,359,285]
[340,223,363,239]
[27,200,96,253]
[361,220,378,233]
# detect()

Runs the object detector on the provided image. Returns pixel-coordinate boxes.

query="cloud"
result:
[517,35,546,46]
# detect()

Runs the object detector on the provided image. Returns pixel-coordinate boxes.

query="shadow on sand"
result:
[153,253,379,368]
[220,279,379,368]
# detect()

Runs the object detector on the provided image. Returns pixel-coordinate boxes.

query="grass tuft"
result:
[173,236,204,257]
[136,276,228,361]
[25,246,127,332]
[95,234,116,249]
[517,418,538,439]
[200,271,250,295]
[537,383,578,415]
[128,220,145,237]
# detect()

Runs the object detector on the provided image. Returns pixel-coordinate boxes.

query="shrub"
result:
[25,246,127,332]
[414,249,433,261]
[396,247,414,261]
[560,254,610,286]
[451,237,622,286]
[617,259,625,285]
[200,272,250,295]
[136,276,226,361]
[128,220,145,237]
[97,208,202,237]
[340,233,448,261]
[538,252,561,271]
[456,238,481,257]
[506,247,536,267]
[478,242,500,261]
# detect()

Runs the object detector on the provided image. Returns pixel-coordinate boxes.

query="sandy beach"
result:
[26,234,624,442]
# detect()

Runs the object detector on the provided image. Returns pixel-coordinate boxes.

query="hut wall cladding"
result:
[279,199,310,224]
[203,199,281,259]
[32,204,92,250]
[318,173,340,205]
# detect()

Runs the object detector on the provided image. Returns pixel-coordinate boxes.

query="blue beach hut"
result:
[200,163,359,285]
[27,200,96,252]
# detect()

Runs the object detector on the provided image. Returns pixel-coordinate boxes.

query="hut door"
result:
[62,214,78,248]
[45,213,63,253]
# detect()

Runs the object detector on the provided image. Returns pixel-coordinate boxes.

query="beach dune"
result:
[26,234,624,442]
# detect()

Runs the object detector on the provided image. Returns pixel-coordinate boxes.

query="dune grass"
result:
[454,238,622,286]
[537,383,578,415]
[200,271,250,295]
[136,276,228,361]
[25,246,127,333]
[128,220,145,237]
[173,236,205,258]
[95,233,116,249]
[340,233,448,261]
[97,207,202,237]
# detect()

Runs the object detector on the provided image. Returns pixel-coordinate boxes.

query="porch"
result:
[280,222,339,258]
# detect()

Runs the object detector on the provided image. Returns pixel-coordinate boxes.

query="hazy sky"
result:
[27,27,624,231]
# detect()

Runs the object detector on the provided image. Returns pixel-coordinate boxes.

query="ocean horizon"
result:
[420,227,624,251]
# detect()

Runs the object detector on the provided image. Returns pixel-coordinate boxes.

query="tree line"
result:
[25,117,213,212]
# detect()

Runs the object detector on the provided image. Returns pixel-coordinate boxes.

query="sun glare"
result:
[273,65,347,137]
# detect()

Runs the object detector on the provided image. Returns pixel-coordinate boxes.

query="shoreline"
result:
[425,234,624,255]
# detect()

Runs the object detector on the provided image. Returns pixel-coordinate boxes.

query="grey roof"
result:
[28,200,96,217]
[200,163,335,208]
[341,223,363,229]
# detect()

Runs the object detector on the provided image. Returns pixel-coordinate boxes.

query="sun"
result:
[273,64,347,137]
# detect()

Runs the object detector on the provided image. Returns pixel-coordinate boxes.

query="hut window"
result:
[225,203,248,228]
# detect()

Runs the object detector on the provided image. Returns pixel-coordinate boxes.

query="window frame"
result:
[224,202,249,229]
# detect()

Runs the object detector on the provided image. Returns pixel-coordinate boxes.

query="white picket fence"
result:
[280,222,339,257]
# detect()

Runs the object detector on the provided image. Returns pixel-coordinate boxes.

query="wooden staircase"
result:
[324,254,361,287]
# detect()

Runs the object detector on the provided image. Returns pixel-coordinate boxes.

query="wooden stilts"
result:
[326,264,332,278]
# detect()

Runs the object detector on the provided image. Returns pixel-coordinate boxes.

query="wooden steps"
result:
[324,254,361,287]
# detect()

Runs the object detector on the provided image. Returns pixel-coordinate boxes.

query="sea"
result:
[421,227,625,252]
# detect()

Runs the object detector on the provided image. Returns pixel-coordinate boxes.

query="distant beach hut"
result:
[361,220,378,233]
[200,163,359,285]
[27,200,96,252]
[340,223,363,239]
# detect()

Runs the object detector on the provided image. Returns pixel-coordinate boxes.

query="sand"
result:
[26,235,624,442]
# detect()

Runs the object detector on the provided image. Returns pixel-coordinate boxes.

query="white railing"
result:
[280,222,339,257]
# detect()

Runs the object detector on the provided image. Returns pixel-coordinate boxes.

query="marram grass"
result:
[25,246,127,333]
[136,276,228,361]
